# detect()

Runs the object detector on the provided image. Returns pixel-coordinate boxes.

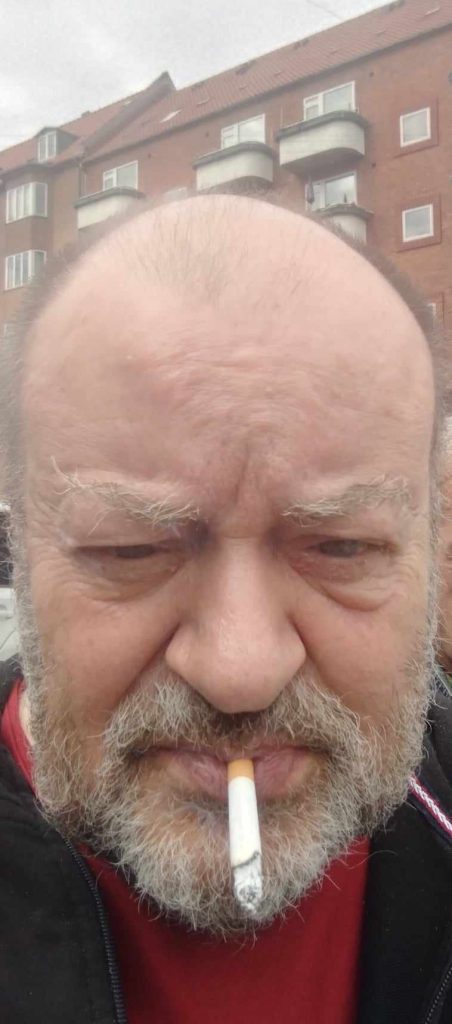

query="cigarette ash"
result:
[232,851,263,915]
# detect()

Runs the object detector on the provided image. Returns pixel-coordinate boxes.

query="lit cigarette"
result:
[227,758,263,915]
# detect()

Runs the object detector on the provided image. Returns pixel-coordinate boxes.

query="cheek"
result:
[29,559,180,730]
[295,586,430,721]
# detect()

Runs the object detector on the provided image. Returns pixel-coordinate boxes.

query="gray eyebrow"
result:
[282,476,414,525]
[53,466,200,530]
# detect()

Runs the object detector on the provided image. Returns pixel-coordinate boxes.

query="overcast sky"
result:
[1,0,388,148]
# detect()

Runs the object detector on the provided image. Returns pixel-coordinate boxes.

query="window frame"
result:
[220,113,266,149]
[399,107,431,148]
[6,182,48,223]
[4,250,46,291]
[37,131,57,163]
[425,294,444,322]
[102,161,138,191]
[308,171,357,212]
[402,203,434,242]
[303,81,356,120]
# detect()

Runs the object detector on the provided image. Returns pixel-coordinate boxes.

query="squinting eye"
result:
[315,539,371,559]
[111,545,160,559]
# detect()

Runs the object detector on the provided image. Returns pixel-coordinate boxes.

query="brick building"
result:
[1,0,452,336]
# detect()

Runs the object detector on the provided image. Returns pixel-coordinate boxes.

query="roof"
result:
[88,0,452,162]
[0,74,174,175]
[0,95,137,174]
[1,0,451,174]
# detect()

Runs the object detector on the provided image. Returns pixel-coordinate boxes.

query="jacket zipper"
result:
[62,838,128,1024]
[422,959,452,1024]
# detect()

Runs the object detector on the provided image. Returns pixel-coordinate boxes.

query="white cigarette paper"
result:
[227,758,263,915]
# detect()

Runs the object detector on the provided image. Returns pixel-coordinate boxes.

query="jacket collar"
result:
[2,661,451,1022]
[358,683,452,1024]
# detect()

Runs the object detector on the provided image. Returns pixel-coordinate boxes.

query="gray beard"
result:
[13,542,436,936]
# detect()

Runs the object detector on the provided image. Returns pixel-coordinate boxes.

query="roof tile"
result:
[89,0,452,160]
[1,0,451,174]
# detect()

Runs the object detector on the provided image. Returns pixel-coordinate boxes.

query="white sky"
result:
[0,0,389,148]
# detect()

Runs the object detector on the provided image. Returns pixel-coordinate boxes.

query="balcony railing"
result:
[74,186,144,231]
[314,201,373,242]
[194,141,275,191]
[277,110,368,175]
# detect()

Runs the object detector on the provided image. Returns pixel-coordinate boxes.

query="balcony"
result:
[315,202,372,242]
[194,141,275,191]
[277,111,368,175]
[74,186,145,231]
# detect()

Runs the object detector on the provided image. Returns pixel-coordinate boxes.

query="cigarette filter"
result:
[227,758,263,915]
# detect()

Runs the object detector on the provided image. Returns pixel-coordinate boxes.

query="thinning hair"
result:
[0,191,449,516]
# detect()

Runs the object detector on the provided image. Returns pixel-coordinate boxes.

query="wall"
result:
[81,26,452,333]
[1,24,451,338]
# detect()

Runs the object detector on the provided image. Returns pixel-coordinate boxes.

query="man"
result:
[0,195,451,1024]
[438,420,452,689]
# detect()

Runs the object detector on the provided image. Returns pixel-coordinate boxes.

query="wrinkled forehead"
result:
[23,204,435,489]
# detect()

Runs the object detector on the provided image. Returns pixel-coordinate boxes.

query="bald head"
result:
[23,195,434,465]
[26,192,438,356]
[0,194,440,519]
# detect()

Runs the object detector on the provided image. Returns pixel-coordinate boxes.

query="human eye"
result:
[286,532,392,587]
[77,541,171,562]
[73,539,185,586]
[313,539,381,559]
[107,544,161,559]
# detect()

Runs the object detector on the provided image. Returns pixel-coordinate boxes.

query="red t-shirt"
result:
[1,681,369,1024]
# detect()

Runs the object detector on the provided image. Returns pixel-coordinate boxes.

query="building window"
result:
[425,294,444,321]
[304,82,355,120]
[402,204,434,241]
[400,108,431,147]
[37,131,57,162]
[102,161,138,190]
[6,182,48,222]
[4,250,46,290]
[221,114,266,149]
[308,172,357,211]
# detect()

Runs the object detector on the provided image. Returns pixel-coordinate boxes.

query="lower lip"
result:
[142,747,316,802]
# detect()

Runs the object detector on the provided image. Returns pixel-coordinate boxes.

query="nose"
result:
[165,540,306,713]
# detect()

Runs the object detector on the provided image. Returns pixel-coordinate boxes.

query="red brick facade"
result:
[1,0,451,337]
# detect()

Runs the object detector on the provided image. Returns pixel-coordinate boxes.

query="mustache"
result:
[101,665,367,764]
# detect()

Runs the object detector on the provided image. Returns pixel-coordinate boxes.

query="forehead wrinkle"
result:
[282,476,415,525]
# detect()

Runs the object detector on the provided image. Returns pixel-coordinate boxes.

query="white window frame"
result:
[304,81,356,120]
[37,131,57,162]
[6,182,48,223]
[400,107,431,147]
[4,250,46,291]
[308,171,357,212]
[221,114,266,149]
[402,204,434,242]
[102,161,138,191]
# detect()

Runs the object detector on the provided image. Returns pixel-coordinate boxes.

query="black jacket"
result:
[0,659,451,1024]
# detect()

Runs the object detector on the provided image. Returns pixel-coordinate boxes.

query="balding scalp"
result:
[0,193,447,513]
